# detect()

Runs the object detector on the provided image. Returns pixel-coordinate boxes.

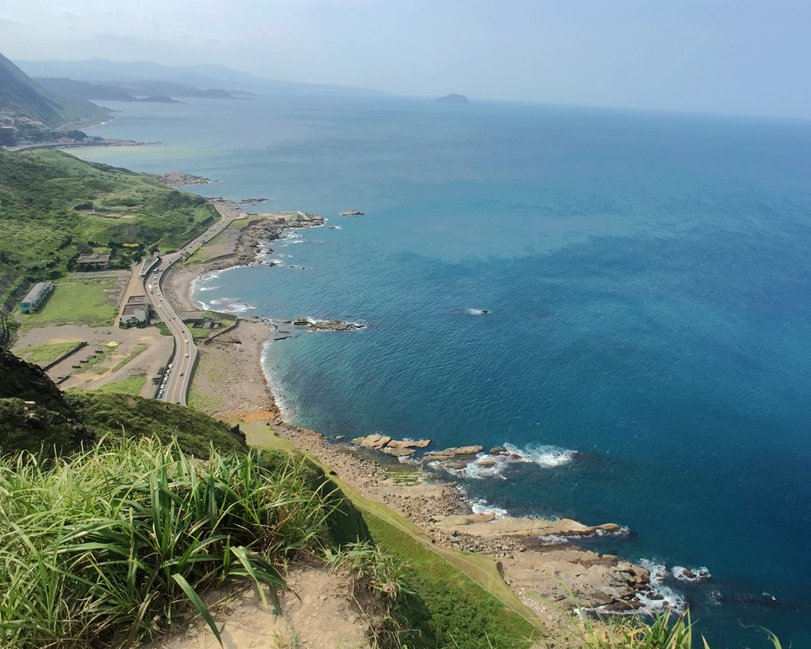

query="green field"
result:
[111,343,148,372]
[15,340,83,365]
[20,278,118,329]
[93,374,148,395]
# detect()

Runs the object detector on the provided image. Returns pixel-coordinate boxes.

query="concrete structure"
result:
[76,253,111,271]
[120,295,151,327]
[182,312,222,329]
[20,281,54,314]
[139,254,161,277]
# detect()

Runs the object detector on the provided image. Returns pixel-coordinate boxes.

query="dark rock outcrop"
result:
[0,349,95,455]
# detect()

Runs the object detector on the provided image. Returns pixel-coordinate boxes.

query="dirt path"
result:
[146,566,372,649]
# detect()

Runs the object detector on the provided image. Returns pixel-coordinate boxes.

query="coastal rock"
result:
[434,513,622,540]
[194,213,325,277]
[386,438,431,449]
[259,211,324,228]
[380,447,416,457]
[352,433,391,449]
[300,319,366,332]
[500,547,651,611]
[422,445,484,462]
[352,435,431,456]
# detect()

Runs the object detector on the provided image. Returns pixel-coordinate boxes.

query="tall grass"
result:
[578,610,784,649]
[0,436,338,648]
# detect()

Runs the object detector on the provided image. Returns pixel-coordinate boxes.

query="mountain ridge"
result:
[0,52,107,128]
[16,58,385,98]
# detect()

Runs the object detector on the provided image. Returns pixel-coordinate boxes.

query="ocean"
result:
[75,95,811,647]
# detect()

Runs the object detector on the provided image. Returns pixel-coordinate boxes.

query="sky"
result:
[2,0,810,119]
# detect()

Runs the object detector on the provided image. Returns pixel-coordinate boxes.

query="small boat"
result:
[340,210,364,216]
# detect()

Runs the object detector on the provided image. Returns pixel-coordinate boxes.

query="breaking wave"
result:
[206,297,256,314]
[460,443,576,480]
[672,565,712,582]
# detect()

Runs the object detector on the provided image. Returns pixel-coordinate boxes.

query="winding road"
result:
[143,204,242,405]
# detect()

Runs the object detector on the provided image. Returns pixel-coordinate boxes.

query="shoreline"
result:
[167,204,677,629]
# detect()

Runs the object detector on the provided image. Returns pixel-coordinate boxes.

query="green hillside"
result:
[0,147,217,310]
[0,51,106,127]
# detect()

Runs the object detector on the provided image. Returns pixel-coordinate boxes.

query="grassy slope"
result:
[242,422,540,648]
[65,392,248,457]
[0,148,217,310]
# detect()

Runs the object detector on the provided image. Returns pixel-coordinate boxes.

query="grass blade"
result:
[171,573,222,646]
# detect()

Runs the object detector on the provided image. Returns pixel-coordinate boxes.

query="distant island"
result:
[435,93,469,105]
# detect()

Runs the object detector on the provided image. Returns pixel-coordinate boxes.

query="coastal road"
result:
[144,203,243,405]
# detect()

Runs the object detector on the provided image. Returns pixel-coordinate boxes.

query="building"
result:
[19,281,54,314]
[76,253,111,271]
[120,295,151,328]
[0,126,15,146]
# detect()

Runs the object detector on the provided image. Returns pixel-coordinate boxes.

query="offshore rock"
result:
[352,433,391,449]
[422,445,484,462]
[434,513,622,539]
[386,438,431,449]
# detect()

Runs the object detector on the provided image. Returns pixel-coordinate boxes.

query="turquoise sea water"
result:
[76,96,811,647]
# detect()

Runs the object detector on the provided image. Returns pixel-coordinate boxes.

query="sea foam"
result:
[460,443,575,480]
[208,297,255,314]
[672,565,712,582]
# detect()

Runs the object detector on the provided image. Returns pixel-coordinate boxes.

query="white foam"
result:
[454,485,510,518]
[458,442,575,480]
[672,566,712,582]
[634,585,687,615]
[470,498,510,518]
[260,341,294,422]
[466,307,489,315]
[197,285,219,292]
[639,559,668,585]
[632,558,688,615]
[207,297,255,315]
[536,534,573,546]
[227,303,256,314]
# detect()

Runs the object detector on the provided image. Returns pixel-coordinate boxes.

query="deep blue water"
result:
[76,96,811,647]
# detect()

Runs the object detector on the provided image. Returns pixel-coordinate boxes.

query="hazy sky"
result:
[2,0,810,118]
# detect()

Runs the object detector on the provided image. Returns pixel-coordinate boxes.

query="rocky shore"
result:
[280,426,655,621]
[163,209,324,314]
[201,212,323,275]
